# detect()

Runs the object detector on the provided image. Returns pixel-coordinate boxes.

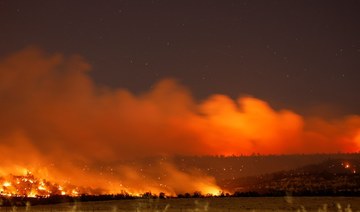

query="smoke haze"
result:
[0,47,359,195]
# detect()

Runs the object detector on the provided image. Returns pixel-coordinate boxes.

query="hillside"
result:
[220,158,360,195]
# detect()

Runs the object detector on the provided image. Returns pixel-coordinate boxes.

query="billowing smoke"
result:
[0,47,359,195]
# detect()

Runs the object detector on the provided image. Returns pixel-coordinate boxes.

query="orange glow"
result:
[0,47,359,196]
[0,172,77,197]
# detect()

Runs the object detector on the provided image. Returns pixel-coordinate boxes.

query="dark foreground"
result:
[1,197,360,211]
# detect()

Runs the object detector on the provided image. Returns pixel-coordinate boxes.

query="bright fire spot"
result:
[342,162,351,169]
[3,182,11,187]
[28,192,37,198]
[71,190,79,196]
[203,187,222,196]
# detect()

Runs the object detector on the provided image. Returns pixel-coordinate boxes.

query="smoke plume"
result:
[0,47,359,195]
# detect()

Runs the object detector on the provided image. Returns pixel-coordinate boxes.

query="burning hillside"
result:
[0,172,79,198]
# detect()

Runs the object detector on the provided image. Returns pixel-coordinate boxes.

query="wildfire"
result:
[0,168,223,198]
[0,48,359,198]
[0,173,79,197]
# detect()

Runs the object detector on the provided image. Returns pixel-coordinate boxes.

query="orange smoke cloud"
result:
[0,47,359,195]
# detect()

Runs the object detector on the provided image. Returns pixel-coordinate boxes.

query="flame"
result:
[0,164,223,197]
[342,162,351,169]
[0,173,76,197]
[0,47,359,196]
[2,182,11,187]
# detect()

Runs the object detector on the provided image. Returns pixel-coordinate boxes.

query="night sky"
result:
[1,0,359,116]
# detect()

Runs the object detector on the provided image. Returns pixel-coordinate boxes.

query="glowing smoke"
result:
[0,47,359,195]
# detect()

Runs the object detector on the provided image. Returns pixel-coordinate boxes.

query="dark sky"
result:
[1,0,359,116]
